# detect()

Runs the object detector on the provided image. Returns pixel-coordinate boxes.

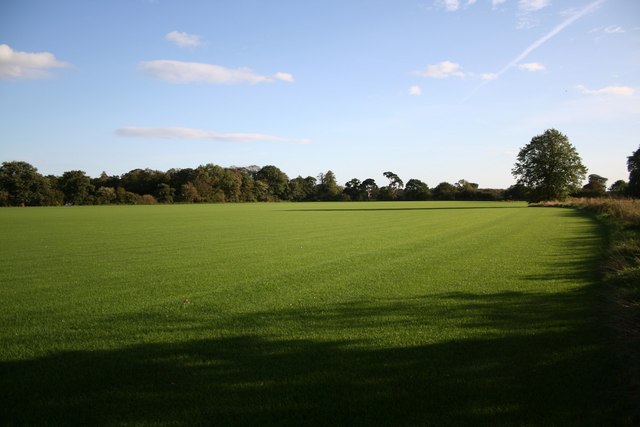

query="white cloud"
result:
[138,60,293,84]
[0,44,70,79]
[518,0,551,12]
[576,85,635,96]
[492,0,507,8]
[436,0,476,11]
[437,0,460,11]
[604,25,625,34]
[273,71,294,82]
[409,85,422,95]
[116,127,310,144]
[416,61,465,79]
[165,31,201,48]
[518,62,545,71]
[590,25,626,34]
[482,73,498,80]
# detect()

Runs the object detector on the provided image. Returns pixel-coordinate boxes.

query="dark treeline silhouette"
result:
[0,160,534,206]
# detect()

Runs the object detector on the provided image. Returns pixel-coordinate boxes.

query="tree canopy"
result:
[628,145,640,198]
[5,134,636,207]
[512,129,587,202]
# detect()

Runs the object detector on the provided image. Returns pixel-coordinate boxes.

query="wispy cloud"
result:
[273,72,294,82]
[516,0,553,28]
[518,62,545,71]
[604,25,625,34]
[518,0,551,12]
[576,85,635,96]
[589,25,625,34]
[165,31,202,48]
[492,0,507,9]
[482,73,498,80]
[415,61,465,78]
[463,0,604,102]
[436,0,477,11]
[0,44,70,79]
[139,60,294,84]
[437,0,460,12]
[116,126,310,144]
[409,85,423,95]
[496,0,605,77]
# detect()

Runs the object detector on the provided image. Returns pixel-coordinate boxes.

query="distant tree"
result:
[404,179,431,201]
[121,168,165,196]
[512,129,587,202]
[455,179,479,200]
[116,187,140,204]
[628,145,640,198]
[95,186,117,205]
[580,174,608,197]
[252,180,270,202]
[0,161,51,206]
[140,194,158,204]
[608,180,628,197]
[44,175,64,205]
[380,171,404,200]
[289,176,317,201]
[256,165,289,200]
[432,182,457,200]
[92,171,120,190]
[237,169,257,202]
[155,183,175,203]
[360,178,378,201]
[316,170,342,201]
[343,178,366,201]
[190,165,218,202]
[179,182,199,203]
[504,183,529,201]
[59,170,94,205]
[167,168,196,193]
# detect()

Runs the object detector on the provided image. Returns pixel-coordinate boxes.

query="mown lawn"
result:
[0,202,632,425]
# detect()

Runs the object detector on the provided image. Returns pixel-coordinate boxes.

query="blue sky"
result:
[1,0,638,188]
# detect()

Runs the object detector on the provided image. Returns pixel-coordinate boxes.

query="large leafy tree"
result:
[628,145,640,198]
[255,165,289,200]
[0,161,51,206]
[316,170,342,201]
[512,129,587,202]
[59,170,94,205]
[404,179,431,201]
[380,171,404,200]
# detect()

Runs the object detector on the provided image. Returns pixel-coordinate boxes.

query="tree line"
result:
[2,129,639,206]
[0,161,514,206]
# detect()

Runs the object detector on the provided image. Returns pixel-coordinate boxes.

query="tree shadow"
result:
[1,207,632,426]
[285,205,526,213]
[1,290,630,426]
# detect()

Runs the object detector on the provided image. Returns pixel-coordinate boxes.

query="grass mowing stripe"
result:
[0,201,631,425]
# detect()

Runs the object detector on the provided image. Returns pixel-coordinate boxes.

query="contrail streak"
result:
[462,0,606,102]
[495,0,606,78]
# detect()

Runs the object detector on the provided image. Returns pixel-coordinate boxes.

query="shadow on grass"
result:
[285,205,526,213]
[0,208,632,426]
[1,291,630,426]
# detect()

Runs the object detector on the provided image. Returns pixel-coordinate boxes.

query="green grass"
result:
[0,202,632,425]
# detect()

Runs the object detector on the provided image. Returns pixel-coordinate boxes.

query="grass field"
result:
[0,202,632,425]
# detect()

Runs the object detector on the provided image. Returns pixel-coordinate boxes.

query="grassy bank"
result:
[533,197,639,422]
[0,202,632,425]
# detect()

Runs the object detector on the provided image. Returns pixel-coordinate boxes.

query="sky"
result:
[0,0,638,189]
